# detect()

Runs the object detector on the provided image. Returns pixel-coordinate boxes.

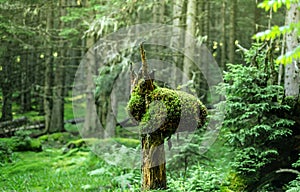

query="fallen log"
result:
[0,116,28,129]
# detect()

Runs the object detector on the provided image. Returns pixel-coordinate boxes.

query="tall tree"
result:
[229,0,237,64]
[220,0,226,69]
[284,3,300,97]
[48,0,66,132]
[0,45,13,122]
[43,2,54,133]
[182,0,196,83]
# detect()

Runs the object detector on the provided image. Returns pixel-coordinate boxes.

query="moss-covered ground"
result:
[0,133,142,192]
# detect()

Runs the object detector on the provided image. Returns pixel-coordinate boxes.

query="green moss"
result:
[29,139,42,152]
[38,132,74,144]
[113,138,140,148]
[127,80,207,138]
[0,137,41,152]
[65,138,99,149]
[221,172,247,192]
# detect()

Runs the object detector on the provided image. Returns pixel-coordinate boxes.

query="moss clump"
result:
[127,80,207,138]
[65,138,99,149]
[113,138,140,148]
[29,139,42,152]
[38,132,73,144]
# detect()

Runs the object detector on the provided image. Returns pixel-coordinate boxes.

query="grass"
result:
[0,144,141,191]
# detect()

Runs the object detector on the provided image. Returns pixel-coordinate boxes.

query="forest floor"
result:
[0,131,142,192]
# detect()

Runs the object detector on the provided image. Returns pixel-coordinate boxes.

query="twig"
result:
[276,169,300,175]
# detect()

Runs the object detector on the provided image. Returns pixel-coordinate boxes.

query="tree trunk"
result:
[142,134,166,190]
[48,0,66,133]
[1,48,13,122]
[1,82,13,122]
[172,0,184,87]
[83,49,103,138]
[44,3,54,133]
[182,0,196,83]
[220,0,226,70]
[284,3,300,97]
[254,0,261,33]
[104,90,117,138]
[21,52,32,113]
[229,0,237,64]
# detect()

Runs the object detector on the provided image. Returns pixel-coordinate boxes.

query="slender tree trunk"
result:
[83,49,103,138]
[254,0,261,34]
[104,91,117,138]
[1,46,13,122]
[172,0,184,87]
[205,0,210,47]
[1,86,13,122]
[229,0,237,64]
[141,134,166,190]
[220,0,226,70]
[44,3,54,133]
[21,52,32,113]
[284,3,300,97]
[49,0,66,132]
[182,0,196,83]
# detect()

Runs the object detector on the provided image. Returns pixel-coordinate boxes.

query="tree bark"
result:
[172,0,184,87]
[142,134,166,190]
[84,49,104,138]
[229,0,237,64]
[284,3,300,97]
[43,2,54,133]
[182,0,196,83]
[104,90,117,138]
[220,0,226,70]
[21,52,32,113]
[1,46,13,122]
[1,82,13,122]
[48,0,66,133]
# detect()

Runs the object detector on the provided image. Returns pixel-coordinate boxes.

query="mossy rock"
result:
[127,80,207,138]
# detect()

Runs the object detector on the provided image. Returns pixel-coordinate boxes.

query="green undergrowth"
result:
[0,130,237,191]
[0,136,141,191]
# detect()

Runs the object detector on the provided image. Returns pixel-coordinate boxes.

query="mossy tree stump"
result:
[128,80,207,190]
[127,43,207,190]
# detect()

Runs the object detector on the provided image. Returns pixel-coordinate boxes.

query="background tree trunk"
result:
[284,3,300,97]
[172,0,184,87]
[48,0,66,132]
[44,3,54,133]
[182,0,196,83]
[83,50,103,138]
[104,90,117,138]
[229,0,237,64]
[1,46,13,122]
[220,0,226,70]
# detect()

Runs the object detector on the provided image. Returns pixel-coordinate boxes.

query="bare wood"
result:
[140,42,148,79]
[276,169,300,175]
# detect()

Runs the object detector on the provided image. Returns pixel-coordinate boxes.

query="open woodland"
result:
[1,0,300,191]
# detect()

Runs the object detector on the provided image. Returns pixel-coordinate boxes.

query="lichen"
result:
[127,80,207,138]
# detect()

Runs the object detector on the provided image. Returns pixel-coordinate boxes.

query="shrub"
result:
[216,44,295,190]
